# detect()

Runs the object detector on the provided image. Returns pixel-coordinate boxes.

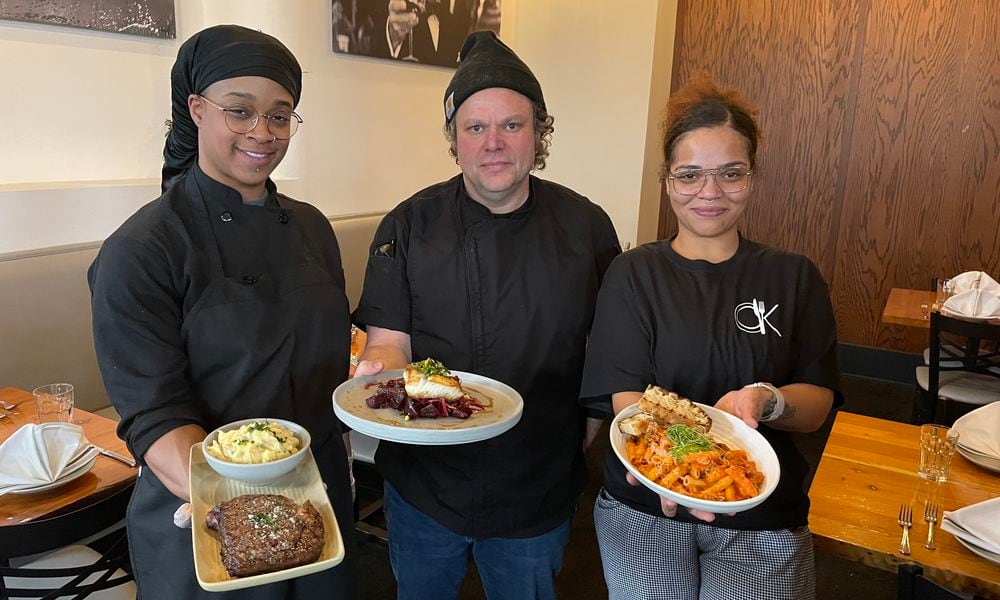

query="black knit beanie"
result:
[443,31,544,124]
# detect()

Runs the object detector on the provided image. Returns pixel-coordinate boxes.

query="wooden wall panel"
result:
[833,0,1000,350]
[668,0,1000,352]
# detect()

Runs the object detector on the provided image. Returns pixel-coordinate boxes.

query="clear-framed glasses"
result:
[667,166,753,195]
[198,95,303,139]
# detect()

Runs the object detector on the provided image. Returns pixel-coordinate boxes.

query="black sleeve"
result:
[88,236,203,465]
[788,259,843,407]
[351,210,412,333]
[579,256,655,417]
[592,206,622,284]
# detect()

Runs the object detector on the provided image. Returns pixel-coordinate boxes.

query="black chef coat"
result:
[580,237,842,531]
[353,174,620,538]
[88,165,355,599]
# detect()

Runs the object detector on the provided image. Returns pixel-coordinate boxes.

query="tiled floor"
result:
[354,374,920,599]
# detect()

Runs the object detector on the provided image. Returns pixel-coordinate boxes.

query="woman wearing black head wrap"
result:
[88,25,356,598]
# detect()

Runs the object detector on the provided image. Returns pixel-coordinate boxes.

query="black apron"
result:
[126,183,355,599]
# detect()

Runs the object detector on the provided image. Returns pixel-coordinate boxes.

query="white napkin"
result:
[953,402,1000,458]
[949,271,1000,295]
[941,289,1000,320]
[0,423,95,491]
[941,497,1000,555]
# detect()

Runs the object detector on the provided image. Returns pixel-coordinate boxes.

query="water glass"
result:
[917,424,959,482]
[934,278,954,310]
[32,383,74,423]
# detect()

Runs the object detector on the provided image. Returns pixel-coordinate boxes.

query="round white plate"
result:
[957,445,1000,473]
[953,533,1000,565]
[609,403,780,514]
[9,455,97,495]
[333,370,523,445]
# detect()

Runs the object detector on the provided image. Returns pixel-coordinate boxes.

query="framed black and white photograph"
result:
[0,0,176,39]
[332,0,502,68]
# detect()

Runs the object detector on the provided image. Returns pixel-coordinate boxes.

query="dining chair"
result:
[0,483,135,599]
[896,563,967,600]
[350,430,388,542]
[913,311,1000,424]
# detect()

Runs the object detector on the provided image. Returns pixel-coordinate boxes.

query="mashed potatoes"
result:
[206,421,301,464]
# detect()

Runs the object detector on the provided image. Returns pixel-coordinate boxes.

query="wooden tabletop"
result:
[810,412,1000,598]
[882,288,936,328]
[0,387,138,526]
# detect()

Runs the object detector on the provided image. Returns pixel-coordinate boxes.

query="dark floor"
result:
[352,374,921,600]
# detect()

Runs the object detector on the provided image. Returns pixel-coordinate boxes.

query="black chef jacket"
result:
[353,174,620,538]
[88,164,355,599]
[580,237,842,531]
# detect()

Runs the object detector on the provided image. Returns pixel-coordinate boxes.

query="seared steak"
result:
[206,494,324,577]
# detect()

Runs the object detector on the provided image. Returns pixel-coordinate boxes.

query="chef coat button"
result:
[220,211,233,223]
[279,211,289,224]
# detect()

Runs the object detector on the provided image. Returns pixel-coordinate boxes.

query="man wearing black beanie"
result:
[353,30,620,600]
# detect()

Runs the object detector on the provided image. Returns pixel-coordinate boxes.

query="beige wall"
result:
[0,0,676,253]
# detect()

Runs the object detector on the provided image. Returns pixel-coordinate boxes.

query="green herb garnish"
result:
[412,358,450,377]
[273,433,285,444]
[235,439,248,445]
[247,421,270,433]
[251,512,274,526]
[666,424,715,460]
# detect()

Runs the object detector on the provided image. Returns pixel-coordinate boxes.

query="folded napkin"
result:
[942,497,1000,555]
[953,402,1000,458]
[941,289,1000,320]
[949,271,1000,295]
[0,423,94,490]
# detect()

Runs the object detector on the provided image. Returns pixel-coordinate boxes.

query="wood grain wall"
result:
[663,0,1000,352]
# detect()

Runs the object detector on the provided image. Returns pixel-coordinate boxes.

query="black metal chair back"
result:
[920,311,1000,423]
[0,483,134,599]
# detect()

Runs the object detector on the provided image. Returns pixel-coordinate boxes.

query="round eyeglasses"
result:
[198,95,303,140]
[667,167,752,195]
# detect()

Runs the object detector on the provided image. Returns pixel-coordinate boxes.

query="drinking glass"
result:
[934,278,954,311]
[917,424,959,482]
[33,383,74,423]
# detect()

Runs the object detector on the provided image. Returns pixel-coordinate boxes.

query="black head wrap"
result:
[443,31,544,124]
[161,25,302,192]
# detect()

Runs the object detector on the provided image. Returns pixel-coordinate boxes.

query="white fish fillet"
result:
[403,365,465,400]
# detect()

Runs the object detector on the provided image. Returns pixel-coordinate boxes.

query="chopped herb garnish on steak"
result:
[250,512,274,526]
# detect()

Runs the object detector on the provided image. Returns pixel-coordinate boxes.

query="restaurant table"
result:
[810,412,1000,599]
[0,386,138,527]
[883,288,937,329]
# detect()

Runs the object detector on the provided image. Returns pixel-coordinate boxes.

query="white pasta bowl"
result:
[202,418,311,485]
[609,403,780,514]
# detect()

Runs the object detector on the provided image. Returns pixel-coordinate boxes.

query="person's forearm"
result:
[143,424,207,502]
[583,417,604,450]
[765,383,834,433]
[611,391,642,415]
[359,343,410,371]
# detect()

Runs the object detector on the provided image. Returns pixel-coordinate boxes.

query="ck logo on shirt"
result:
[734,298,782,337]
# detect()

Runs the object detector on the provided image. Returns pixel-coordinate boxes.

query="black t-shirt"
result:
[353,174,620,538]
[580,236,841,531]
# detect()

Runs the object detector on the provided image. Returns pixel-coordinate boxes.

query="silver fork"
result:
[898,504,912,555]
[924,501,940,550]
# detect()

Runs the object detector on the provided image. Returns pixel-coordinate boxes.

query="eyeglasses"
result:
[198,95,303,139]
[666,166,753,195]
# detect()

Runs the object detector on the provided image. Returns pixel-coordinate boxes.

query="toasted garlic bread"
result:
[403,364,464,400]
[636,385,712,430]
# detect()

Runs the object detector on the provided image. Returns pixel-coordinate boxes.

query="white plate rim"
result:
[939,308,1000,323]
[608,403,780,513]
[8,454,97,494]
[332,370,524,445]
[952,531,1000,565]
[957,445,1000,473]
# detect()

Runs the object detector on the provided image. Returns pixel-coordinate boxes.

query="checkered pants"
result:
[593,488,815,600]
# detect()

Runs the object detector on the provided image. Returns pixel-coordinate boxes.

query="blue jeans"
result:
[383,482,572,600]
